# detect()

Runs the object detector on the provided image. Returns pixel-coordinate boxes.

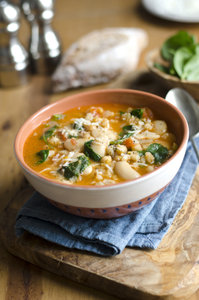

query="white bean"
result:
[83,165,93,175]
[136,131,160,140]
[114,161,140,180]
[116,145,127,155]
[64,139,77,151]
[91,141,106,157]
[64,138,86,152]
[145,152,155,164]
[101,155,112,164]
[153,120,167,134]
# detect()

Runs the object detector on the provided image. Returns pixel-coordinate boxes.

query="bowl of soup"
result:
[15,89,188,218]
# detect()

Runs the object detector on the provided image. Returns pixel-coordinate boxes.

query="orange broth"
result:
[23,103,177,186]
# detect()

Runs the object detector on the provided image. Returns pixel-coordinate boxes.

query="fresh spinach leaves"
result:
[161,31,195,62]
[110,125,135,145]
[36,149,49,164]
[155,31,199,81]
[60,155,90,179]
[154,63,170,74]
[122,125,135,132]
[51,114,64,121]
[42,125,58,143]
[130,108,143,119]
[173,47,193,78]
[84,140,101,161]
[140,143,169,164]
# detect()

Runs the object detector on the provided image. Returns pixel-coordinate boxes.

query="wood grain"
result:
[1,0,199,299]
[0,166,199,300]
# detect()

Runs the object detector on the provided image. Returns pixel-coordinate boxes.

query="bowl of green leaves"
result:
[146,31,199,101]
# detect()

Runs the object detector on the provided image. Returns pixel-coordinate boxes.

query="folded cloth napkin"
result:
[15,138,199,256]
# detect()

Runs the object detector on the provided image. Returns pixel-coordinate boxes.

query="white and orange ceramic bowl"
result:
[15,89,189,219]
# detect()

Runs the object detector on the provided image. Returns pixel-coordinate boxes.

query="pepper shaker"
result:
[21,0,62,74]
[0,0,29,88]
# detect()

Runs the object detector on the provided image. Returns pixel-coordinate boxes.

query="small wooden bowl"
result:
[146,48,199,102]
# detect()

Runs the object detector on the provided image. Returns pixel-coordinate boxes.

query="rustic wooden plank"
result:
[0,239,118,300]
[0,166,199,300]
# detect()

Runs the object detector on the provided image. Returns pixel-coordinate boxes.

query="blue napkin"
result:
[15,138,199,256]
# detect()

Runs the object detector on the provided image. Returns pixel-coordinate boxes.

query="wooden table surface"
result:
[1,0,199,299]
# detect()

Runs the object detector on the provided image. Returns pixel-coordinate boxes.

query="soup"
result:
[23,103,177,186]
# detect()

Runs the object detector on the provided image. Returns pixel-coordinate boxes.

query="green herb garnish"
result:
[84,140,101,161]
[122,125,135,132]
[60,155,90,180]
[110,125,135,145]
[140,143,169,164]
[73,120,83,131]
[41,125,58,143]
[51,114,64,121]
[154,63,170,74]
[68,135,79,139]
[36,149,49,164]
[130,108,143,119]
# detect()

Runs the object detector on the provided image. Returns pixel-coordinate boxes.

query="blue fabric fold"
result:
[15,138,199,256]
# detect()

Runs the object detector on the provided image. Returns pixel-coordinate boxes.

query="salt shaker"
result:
[21,0,62,74]
[0,1,29,88]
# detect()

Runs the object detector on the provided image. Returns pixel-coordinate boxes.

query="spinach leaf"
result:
[169,64,177,76]
[84,140,101,161]
[68,135,79,139]
[161,31,195,62]
[145,143,169,164]
[60,155,90,180]
[154,63,170,74]
[173,47,193,78]
[110,132,134,145]
[185,67,199,81]
[51,114,64,121]
[73,120,83,131]
[195,44,199,55]
[110,125,135,145]
[130,108,143,119]
[155,31,199,81]
[42,125,58,143]
[182,53,199,80]
[36,149,49,164]
[122,125,135,132]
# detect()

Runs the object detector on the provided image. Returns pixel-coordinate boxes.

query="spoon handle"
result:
[190,136,199,162]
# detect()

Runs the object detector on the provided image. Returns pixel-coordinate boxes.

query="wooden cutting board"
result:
[1,70,199,300]
[0,165,199,300]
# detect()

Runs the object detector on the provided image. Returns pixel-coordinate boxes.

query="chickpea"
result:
[101,118,109,128]
[101,155,112,164]
[129,151,140,162]
[153,120,167,134]
[145,152,155,164]
[107,145,115,157]
[116,145,127,155]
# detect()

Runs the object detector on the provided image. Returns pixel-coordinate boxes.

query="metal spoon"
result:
[165,87,199,161]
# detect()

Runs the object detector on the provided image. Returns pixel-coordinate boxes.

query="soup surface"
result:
[23,103,177,186]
